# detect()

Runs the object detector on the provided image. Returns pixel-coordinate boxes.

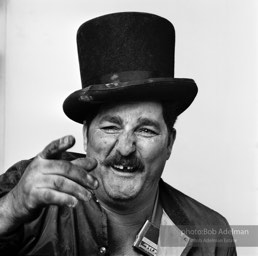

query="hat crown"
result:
[63,12,197,124]
[77,12,175,87]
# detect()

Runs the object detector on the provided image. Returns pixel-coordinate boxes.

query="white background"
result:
[0,1,257,255]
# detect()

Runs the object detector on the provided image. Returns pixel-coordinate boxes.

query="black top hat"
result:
[63,12,198,123]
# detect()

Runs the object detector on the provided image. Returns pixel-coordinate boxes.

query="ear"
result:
[166,128,176,160]
[82,121,88,153]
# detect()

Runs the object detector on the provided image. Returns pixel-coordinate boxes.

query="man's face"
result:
[83,101,175,205]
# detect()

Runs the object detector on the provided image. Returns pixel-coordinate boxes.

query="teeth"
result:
[113,165,134,171]
[114,165,124,170]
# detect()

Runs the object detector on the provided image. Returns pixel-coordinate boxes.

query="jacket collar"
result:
[159,179,197,254]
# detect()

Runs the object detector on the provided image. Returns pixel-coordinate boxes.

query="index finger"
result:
[71,157,98,172]
[39,135,75,159]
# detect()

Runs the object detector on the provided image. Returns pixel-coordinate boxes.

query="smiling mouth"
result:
[112,164,136,173]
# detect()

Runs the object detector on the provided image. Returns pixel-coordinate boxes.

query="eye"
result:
[137,128,158,136]
[100,125,120,134]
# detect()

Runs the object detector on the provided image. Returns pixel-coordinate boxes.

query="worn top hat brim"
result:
[63,75,197,124]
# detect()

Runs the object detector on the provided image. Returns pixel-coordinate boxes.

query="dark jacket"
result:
[0,152,236,256]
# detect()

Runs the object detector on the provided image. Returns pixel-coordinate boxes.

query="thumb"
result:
[39,135,75,159]
[71,157,98,172]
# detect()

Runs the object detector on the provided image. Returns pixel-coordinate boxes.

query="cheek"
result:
[139,137,168,164]
[87,130,115,156]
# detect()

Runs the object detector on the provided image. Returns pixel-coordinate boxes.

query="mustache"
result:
[102,153,144,171]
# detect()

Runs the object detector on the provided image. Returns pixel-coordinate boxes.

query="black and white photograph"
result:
[0,1,257,255]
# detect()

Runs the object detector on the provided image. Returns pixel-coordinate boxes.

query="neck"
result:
[98,187,158,227]
[98,187,159,256]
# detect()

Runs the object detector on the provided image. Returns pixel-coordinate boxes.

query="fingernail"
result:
[68,198,78,208]
[87,174,94,183]
[78,192,92,202]
[93,180,98,189]
[62,135,75,146]
[87,175,98,189]
[64,136,69,144]
[60,136,68,146]
[83,193,92,202]
[78,193,86,201]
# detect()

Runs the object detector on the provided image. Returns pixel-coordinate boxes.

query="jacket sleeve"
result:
[0,159,32,256]
[0,159,32,198]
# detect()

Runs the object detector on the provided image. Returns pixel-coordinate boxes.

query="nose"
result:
[115,132,136,156]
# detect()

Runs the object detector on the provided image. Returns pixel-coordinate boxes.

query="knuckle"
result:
[25,192,38,211]
[26,198,36,211]
[65,163,73,175]
[58,161,72,174]
[78,168,87,180]
[28,156,46,173]
[53,177,65,190]
[42,190,53,203]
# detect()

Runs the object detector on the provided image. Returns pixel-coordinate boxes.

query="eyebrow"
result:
[99,115,123,125]
[137,117,161,130]
[99,115,161,130]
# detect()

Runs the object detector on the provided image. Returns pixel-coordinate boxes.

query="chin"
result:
[103,179,142,202]
[107,192,138,202]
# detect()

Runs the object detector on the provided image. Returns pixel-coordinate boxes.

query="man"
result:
[0,12,236,255]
